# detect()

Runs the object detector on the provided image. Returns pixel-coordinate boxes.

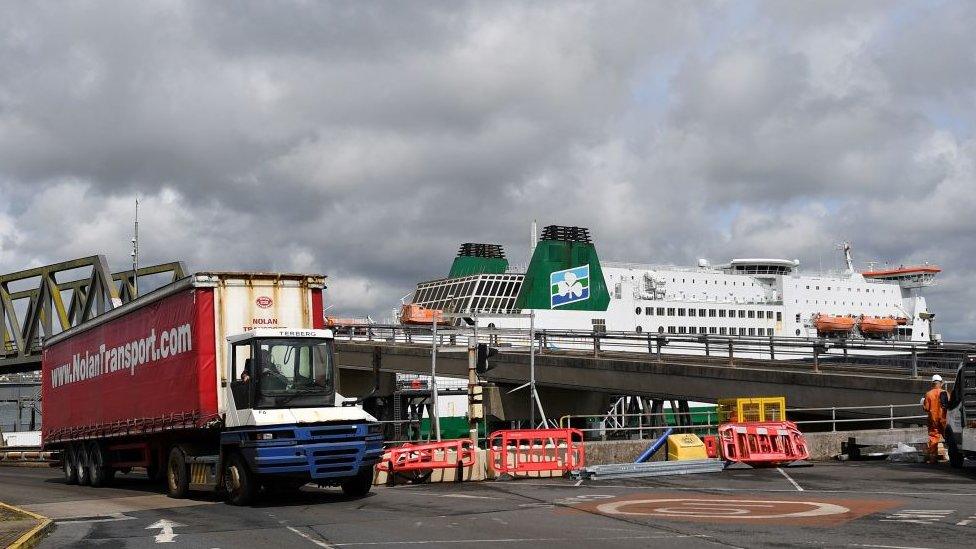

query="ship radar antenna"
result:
[837,241,854,273]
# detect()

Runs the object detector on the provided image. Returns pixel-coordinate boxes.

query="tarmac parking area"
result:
[1,460,975,548]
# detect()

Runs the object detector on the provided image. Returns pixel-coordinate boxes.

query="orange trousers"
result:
[927,422,945,462]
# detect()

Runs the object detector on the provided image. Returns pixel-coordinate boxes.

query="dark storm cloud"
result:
[0,1,974,337]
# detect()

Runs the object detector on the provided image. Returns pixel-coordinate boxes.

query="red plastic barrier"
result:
[702,435,719,459]
[376,438,475,473]
[718,421,809,466]
[488,428,585,476]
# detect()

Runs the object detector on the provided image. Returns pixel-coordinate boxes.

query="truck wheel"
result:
[946,430,964,469]
[166,447,190,499]
[62,446,79,485]
[223,453,256,506]
[88,442,114,487]
[341,466,374,498]
[75,444,92,486]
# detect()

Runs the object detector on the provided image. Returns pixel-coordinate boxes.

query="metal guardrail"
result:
[557,403,927,438]
[373,403,927,448]
[334,324,971,377]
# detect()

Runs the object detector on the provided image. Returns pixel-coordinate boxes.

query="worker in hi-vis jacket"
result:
[922,374,948,464]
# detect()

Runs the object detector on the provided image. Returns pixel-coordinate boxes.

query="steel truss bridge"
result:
[0,256,186,372]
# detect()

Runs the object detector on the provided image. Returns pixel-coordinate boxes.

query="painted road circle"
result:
[596,498,850,519]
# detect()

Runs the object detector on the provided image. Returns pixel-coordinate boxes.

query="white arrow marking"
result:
[146,519,185,543]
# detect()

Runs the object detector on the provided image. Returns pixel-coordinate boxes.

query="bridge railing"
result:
[334,324,971,377]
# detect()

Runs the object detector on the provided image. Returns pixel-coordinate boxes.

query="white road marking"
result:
[427,493,499,500]
[850,545,935,549]
[287,526,337,548]
[331,535,706,546]
[146,519,184,544]
[597,498,849,519]
[957,513,976,526]
[777,467,804,491]
[880,509,954,525]
[507,483,976,498]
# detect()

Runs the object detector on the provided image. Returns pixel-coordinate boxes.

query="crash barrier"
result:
[702,435,719,458]
[488,428,585,476]
[718,421,809,466]
[576,458,725,480]
[376,439,475,482]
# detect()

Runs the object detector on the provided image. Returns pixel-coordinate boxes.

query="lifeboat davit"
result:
[858,316,898,336]
[399,304,449,326]
[813,314,856,334]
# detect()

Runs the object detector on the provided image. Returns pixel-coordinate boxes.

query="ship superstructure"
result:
[404,225,939,343]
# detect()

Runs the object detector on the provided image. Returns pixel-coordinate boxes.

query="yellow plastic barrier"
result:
[717,396,786,423]
[667,433,708,461]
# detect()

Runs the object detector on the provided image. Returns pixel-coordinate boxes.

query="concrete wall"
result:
[582,427,928,464]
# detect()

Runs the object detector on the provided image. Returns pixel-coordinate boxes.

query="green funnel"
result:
[514,226,610,311]
[448,243,508,278]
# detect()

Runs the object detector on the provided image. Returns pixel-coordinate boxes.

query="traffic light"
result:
[476,343,498,375]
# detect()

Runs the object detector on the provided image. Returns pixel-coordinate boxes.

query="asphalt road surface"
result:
[1,461,975,548]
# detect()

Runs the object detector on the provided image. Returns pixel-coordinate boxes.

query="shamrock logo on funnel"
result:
[550,265,590,308]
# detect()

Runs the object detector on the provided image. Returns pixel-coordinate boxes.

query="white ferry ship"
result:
[401,225,940,344]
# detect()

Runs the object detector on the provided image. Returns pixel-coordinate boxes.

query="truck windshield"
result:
[254,338,335,408]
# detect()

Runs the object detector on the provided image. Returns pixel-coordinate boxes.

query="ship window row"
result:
[796,300,890,307]
[670,277,757,287]
[651,326,775,336]
[636,307,781,321]
[802,284,889,294]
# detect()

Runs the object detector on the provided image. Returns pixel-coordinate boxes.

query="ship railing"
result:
[337,324,972,377]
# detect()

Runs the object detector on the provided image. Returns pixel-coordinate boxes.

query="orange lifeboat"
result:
[325,316,369,328]
[399,304,449,325]
[813,314,856,334]
[858,316,898,336]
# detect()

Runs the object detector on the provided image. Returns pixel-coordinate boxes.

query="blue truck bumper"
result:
[225,422,384,480]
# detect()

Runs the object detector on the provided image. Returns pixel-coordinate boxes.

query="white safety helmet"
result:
[932,374,943,382]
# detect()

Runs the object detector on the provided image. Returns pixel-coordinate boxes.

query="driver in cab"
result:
[259,348,289,391]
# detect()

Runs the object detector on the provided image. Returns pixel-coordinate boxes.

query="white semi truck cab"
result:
[214,328,383,504]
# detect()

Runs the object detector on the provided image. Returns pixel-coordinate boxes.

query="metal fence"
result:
[335,324,971,378]
[556,403,927,440]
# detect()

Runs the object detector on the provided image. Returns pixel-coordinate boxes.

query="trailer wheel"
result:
[62,446,79,485]
[88,442,114,487]
[341,466,374,498]
[166,447,189,499]
[75,443,92,486]
[223,453,256,506]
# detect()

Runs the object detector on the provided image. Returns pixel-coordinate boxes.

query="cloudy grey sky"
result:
[1,1,974,338]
